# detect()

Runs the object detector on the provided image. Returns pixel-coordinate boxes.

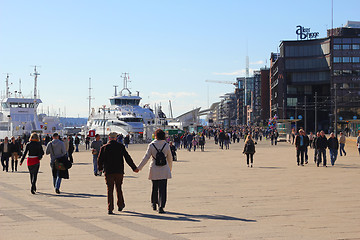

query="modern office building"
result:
[270,21,360,133]
[260,68,270,123]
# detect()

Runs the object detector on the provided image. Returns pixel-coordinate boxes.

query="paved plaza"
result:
[1,138,360,240]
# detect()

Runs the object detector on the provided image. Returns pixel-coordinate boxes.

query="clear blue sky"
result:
[0,0,359,117]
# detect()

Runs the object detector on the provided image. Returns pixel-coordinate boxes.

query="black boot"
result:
[15,161,18,171]
[11,159,14,172]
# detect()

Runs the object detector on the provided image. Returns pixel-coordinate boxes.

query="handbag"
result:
[54,158,66,171]
[51,143,72,170]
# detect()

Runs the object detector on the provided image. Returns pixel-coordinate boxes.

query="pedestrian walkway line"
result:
[0,181,189,240]
[0,184,131,240]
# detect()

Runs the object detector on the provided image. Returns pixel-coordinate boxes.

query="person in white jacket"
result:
[137,129,173,214]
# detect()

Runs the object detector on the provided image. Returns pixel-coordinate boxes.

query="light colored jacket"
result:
[339,135,346,144]
[138,139,172,180]
[46,139,66,164]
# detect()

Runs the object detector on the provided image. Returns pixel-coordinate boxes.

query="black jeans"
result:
[151,179,167,208]
[28,163,40,191]
[1,153,10,172]
[297,148,305,165]
[246,153,254,165]
[318,149,327,166]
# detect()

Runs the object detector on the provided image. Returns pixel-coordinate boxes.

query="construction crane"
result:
[205,79,236,85]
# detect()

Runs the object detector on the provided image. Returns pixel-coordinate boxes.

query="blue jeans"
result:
[339,143,346,156]
[53,170,62,190]
[329,149,338,166]
[75,144,79,152]
[93,154,98,174]
[317,149,327,166]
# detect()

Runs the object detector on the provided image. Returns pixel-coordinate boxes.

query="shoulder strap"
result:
[152,143,160,152]
[160,143,167,151]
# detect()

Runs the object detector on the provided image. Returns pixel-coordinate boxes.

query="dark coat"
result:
[295,135,309,149]
[98,140,137,174]
[315,136,328,149]
[68,138,75,154]
[327,137,339,150]
[243,140,256,154]
[20,141,44,164]
[9,141,22,154]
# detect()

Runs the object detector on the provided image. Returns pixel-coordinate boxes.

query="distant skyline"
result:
[1,0,359,117]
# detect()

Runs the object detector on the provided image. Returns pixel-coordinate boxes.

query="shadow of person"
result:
[37,192,106,198]
[123,210,256,222]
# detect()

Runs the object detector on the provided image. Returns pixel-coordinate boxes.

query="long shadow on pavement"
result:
[37,192,106,198]
[123,210,256,223]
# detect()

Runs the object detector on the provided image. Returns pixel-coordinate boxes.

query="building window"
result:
[334,57,342,63]
[287,98,298,107]
[334,44,341,50]
[342,45,351,50]
[353,44,360,50]
[334,70,342,76]
[353,57,360,63]
[343,70,352,75]
[343,57,351,63]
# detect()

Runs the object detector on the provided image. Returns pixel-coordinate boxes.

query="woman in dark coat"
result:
[243,134,256,168]
[68,136,75,163]
[10,136,22,172]
[20,133,44,194]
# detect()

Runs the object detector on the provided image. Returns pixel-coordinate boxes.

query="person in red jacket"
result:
[98,132,139,215]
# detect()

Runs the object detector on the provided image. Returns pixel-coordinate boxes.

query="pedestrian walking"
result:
[10,136,22,172]
[243,134,256,167]
[124,134,130,148]
[295,129,309,166]
[137,129,173,214]
[46,133,69,194]
[328,133,339,166]
[90,134,103,176]
[98,132,139,215]
[85,136,90,150]
[74,135,80,152]
[19,133,44,194]
[357,132,360,155]
[199,133,205,151]
[315,131,328,167]
[338,132,346,156]
[68,136,75,163]
[0,137,11,172]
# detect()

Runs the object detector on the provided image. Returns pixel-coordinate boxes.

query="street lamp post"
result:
[334,83,338,136]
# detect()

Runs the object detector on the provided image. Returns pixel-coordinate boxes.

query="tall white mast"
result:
[5,73,10,98]
[87,77,94,116]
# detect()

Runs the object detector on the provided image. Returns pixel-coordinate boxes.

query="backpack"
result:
[245,141,255,153]
[152,143,167,166]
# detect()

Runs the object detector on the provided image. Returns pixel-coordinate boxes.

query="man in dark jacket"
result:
[98,132,139,214]
[315,130,328,167]
[295,129,309,166]
[0,137,11,172]
[74,135,80,152]
[327,133,339,166]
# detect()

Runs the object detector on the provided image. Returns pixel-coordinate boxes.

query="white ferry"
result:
[86,74,156,140]
[0,68,65,140]
[0,97,43,140]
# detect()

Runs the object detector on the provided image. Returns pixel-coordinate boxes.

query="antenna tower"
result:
[5,73,10,98]
[120,73,131,95]
[30,66,40,101]
[88,77,95,116]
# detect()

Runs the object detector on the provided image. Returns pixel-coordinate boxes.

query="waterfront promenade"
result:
[1,138,360,240]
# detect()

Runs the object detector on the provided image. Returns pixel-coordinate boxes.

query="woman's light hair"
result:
[30,133,39,141]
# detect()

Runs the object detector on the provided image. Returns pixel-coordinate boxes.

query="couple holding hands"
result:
[98,129,172,214]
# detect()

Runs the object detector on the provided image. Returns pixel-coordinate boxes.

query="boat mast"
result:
[88,77,94,117]
[5,73,10,98]
[30,66,40,131]
[120,73,131,96]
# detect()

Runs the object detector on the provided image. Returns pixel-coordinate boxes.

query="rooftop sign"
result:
[296,25,319,40]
